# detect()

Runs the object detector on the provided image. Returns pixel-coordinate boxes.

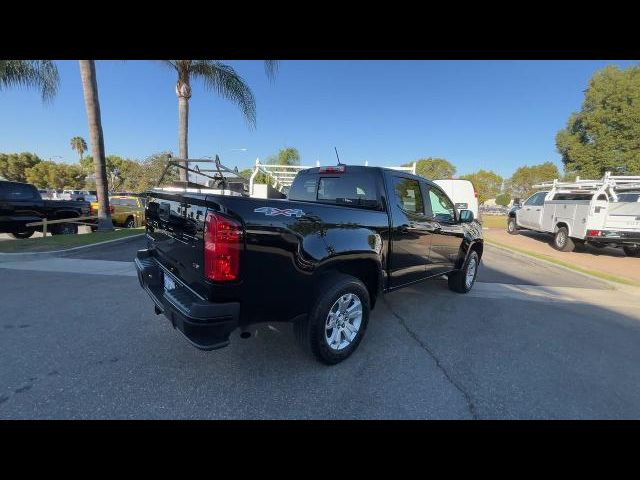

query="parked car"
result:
[0,181,91,238]
[135,165,483,364]
[507,174,640,256]
[433,179,479,220]
[109,196,145,228]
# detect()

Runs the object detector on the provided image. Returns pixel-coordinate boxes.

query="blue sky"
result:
[1,60,637,178]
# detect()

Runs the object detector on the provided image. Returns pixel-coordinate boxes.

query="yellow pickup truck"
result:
[109,196,146,228]
[88,195,144,229]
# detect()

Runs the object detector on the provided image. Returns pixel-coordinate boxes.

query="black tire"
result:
[51,223,78,235]
[623,246,640,257]
[9,229,35,239]
[507,217,519,235]
[552,227,574,252]
[125,216,136,228]
[448,250,480,293]
[294,273,370,365]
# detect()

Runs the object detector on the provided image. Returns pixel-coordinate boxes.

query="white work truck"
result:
[506,172,640,256]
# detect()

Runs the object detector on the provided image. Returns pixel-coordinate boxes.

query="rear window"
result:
[289,172,379,208]
[288,175,318,202]
[616,193,640,202]
[111,198,138,207]
[552,193,594,201]
[0,183,38,200]
[317,176,378,207]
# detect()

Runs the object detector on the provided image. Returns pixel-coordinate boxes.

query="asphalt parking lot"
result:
[1,236,640,419]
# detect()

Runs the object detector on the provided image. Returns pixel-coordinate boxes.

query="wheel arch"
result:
[313,258,382,310]
[555,221,571,236]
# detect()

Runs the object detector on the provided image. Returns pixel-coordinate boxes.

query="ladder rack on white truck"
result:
[534,172,640,202]
[509,171,640,256]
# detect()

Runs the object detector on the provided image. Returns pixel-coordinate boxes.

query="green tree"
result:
[459,169,503,204]
[0,152,42,182]
[238,168,253,179]
[79,60,113,231]
[161,60,278,181]
[70,136,88,161]
[506,162,560,200]
[266,147,301,166]
[25,161,86,189]
[403,157,456,180]
[556,65,640,178]
[0,60,59,102]
[129,152,179,192]
[495,192,511,207]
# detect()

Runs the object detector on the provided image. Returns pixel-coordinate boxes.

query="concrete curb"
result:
[0,233,145,262]
[485,240,639,292]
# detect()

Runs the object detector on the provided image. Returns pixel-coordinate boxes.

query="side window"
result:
[427,187,456,222]
[393,177,424,214]
[5,183,37,200]
[535,193,547,205]
[524,193,540,206]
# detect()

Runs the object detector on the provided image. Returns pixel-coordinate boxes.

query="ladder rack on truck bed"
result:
[154,155,250,196]
[533,172,640,201]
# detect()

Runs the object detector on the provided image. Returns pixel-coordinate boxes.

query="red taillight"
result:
[587,229,601,237]
[204,212,242,282]
[319,165,346,173]
[109,205,114,214]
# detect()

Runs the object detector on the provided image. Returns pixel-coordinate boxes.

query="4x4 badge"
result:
[254,207,305,218]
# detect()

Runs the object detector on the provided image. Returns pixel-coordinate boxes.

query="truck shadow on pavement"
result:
[517,230,626,258]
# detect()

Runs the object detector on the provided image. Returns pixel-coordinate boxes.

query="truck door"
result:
[423,184,463,276]
[518,192,545,229]
[387,175,432,288]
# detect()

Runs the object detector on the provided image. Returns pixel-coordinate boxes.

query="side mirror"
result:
[459,209,474,223]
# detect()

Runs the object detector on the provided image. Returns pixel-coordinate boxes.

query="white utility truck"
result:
[506,172,640,256]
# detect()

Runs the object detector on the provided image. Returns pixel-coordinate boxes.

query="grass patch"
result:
[485,238,640,287]
[0,228,144,253]
[481,215,507,229]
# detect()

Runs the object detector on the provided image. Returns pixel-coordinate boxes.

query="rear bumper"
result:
[134,249,239,350]
[586,231,640,246]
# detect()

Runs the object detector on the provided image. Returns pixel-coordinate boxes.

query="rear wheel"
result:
[125,216,136,228]
[448,250,480,293]
[9,229,35,239]
[507,217,519,235]
[51,222,78,235]
[553,227,574,252]
[294,273,370,365]
[623,246,640,257]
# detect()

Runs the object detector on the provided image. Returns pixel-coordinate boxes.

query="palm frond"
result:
[159,60,179,71]
[264,60,279,81]
[0,60,59,102]
[191,60,257,128]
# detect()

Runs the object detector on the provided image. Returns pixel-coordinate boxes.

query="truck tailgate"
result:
[145,192,210,298]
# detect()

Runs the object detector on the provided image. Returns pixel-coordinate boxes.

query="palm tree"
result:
[0,60,59,102]
[161,60,279,181]
[79,60,113,231]
[70,136,88,161]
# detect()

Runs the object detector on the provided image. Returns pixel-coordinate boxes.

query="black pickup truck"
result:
[135,165,483,364]
[0,180,91,238]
